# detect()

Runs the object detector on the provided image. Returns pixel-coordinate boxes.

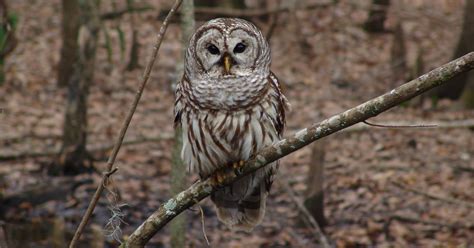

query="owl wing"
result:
[174,77,185,128]
[268,71,290,137]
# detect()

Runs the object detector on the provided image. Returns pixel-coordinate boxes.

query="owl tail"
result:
[211,182,267,232]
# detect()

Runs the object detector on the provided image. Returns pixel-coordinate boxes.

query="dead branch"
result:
[122,53,474,247]
[68,0,182,247]
[0,134,173,161]
[392,181,474,209]
[279,179,332,248]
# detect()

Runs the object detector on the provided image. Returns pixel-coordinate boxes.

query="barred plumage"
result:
[174,18,289,231]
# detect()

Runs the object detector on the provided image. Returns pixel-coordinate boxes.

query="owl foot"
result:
[232,160,245,169]
[210,168,231,186]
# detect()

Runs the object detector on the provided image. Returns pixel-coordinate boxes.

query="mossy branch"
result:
[122,53,474,247]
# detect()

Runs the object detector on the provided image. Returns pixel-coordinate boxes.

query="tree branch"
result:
[68,0,182,247]
[123,52,474,247]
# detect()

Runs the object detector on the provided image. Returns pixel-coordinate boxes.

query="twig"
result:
[68,1,182,247]
[198,206,210,246]
[279,179,332,248]
[391,181,474,209]
[0,134,173,161]
[363,120,437,128]
[341,119,474,133]
[122,53,474,247]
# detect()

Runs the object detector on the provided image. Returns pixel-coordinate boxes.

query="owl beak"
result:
[223,53,232,74]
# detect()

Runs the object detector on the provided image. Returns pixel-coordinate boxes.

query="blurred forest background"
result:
[0,0,473,247]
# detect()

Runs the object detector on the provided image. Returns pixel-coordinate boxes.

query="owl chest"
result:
[182,102,279,176]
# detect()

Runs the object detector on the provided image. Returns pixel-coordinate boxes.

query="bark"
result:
[433,0,474,101]
[363,0,390,33]
[57,0,81,87]
[53,0,100,175]
[170,1,194,246]
[122,52,474,248]
[303,141,327,227]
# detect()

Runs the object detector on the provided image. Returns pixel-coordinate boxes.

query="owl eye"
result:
[207,44,220,55]
[233,43,246,53]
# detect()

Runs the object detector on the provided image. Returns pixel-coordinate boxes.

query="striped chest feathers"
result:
[181,98,281,176]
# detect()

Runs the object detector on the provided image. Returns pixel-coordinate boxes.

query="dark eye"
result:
[207,44,220,55]
[233,42,246,53]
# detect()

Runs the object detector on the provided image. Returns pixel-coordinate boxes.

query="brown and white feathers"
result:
[174,18,289,231]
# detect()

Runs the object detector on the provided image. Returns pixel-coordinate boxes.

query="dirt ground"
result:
[0,0,473,247]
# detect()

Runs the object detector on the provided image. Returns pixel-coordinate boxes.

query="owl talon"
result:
[232,160,245,169]
[211,169,227,185]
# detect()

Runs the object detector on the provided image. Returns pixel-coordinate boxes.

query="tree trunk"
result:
[303,141,327,227]
[170,0,194,247]
[57,0,80,87]
[434,0,474,103]
[363,0,390,33]
[390,22,407,86]
[52,0,100,175]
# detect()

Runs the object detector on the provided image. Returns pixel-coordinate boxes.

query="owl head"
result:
[185,18,270,80]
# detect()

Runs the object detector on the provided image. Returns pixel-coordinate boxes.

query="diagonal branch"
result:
[68,0,182,247]
[123,53,474,247]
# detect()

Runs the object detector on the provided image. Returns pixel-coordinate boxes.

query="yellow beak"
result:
[223,54,232,74]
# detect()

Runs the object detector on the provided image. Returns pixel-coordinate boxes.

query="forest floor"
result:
[0,0,473,247]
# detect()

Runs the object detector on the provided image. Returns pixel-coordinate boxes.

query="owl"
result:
[174,18,289,231]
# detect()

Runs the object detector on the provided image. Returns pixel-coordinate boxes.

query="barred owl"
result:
[174,18,289,231]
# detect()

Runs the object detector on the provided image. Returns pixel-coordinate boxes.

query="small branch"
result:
[279,179,332,248]
[342,119,474,133]
[122,54,474,247]
[392,181,474,209]
[363,120,437,128]
[68,1,182,247]
[198,206,210,246]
